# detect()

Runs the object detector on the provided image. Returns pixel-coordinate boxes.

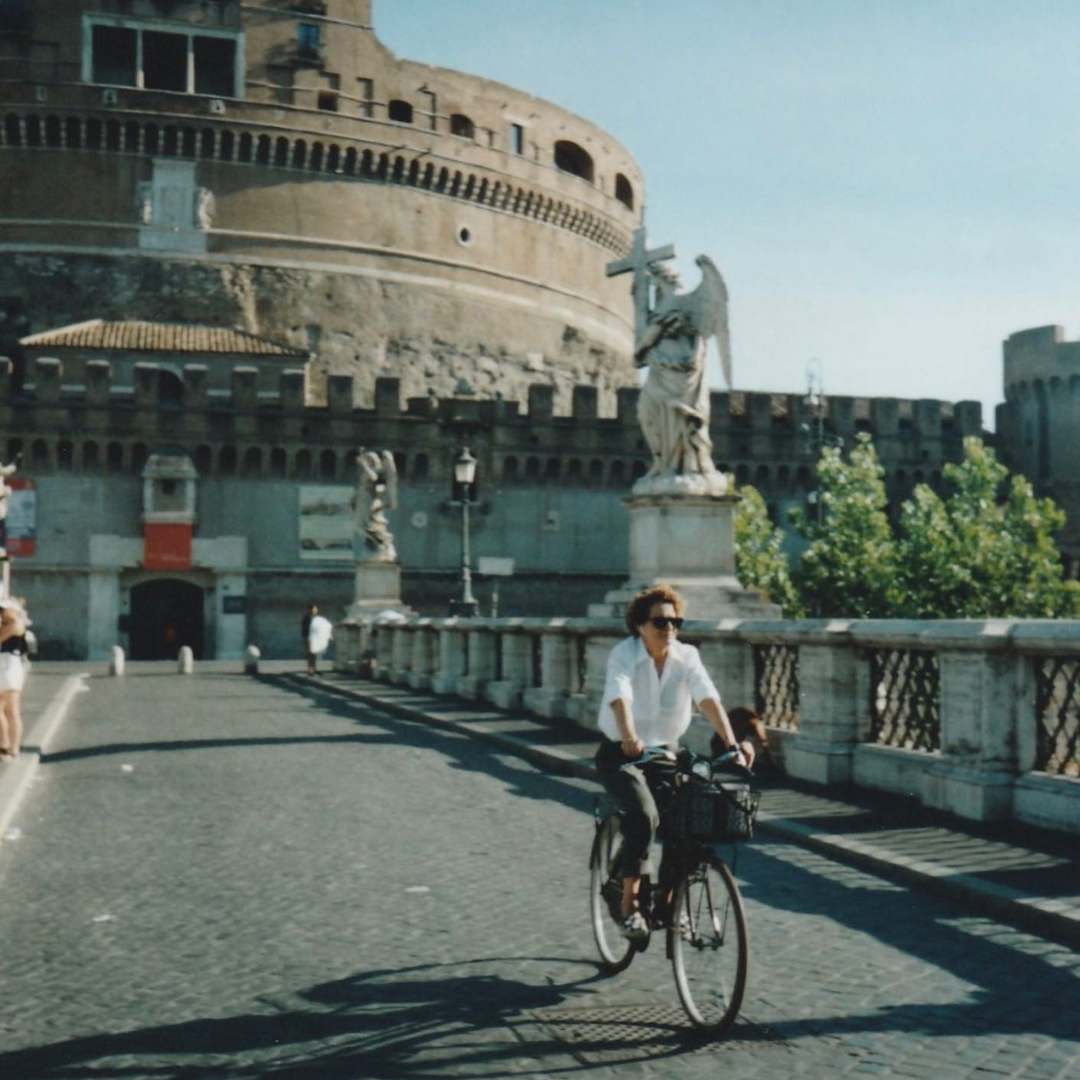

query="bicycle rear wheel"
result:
[589,815,636,973]
[670,856,748,1034]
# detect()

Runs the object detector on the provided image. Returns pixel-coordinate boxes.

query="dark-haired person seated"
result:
[594,584,752,941]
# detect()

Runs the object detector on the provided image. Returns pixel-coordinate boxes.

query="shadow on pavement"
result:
[739,838,1080,1044]
[0,957,719,1078]
[263,674,600,816]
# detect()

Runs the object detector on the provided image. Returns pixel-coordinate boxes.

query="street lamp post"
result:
[449,447,479,617]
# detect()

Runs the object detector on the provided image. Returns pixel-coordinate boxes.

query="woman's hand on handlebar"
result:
[620,734,645,758]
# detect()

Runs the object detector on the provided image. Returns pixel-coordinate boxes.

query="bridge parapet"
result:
[336,614,1080,836]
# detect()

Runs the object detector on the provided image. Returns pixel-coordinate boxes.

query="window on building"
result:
[298,23,321,51]
[317,92,338,111]
[388,99,413,123]
[194,36,237,97]
[510,122,524,155]
[86,19,241,98]
[554,140,594,182]
[450,113,475,139]
[143,31,187,92]
[91,26,137,87]
[357,77,374,117]
[615,172,634,210]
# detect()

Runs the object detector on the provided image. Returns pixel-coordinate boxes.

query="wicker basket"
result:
[673,781,759,842]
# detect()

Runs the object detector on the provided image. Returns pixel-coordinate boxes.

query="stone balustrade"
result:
[335,615,1080,835]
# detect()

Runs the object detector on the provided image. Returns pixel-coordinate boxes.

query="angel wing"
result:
[686,254,733,388]
[381,450,398,510]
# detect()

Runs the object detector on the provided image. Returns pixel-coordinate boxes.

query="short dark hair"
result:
[625,584,684,637]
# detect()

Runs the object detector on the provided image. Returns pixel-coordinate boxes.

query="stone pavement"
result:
[306,672,1080,952]
[0,662,1076,1080]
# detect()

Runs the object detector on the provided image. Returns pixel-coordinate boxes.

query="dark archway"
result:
[129,579,204,660]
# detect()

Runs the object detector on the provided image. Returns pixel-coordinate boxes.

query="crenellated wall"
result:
[1,355,983,508]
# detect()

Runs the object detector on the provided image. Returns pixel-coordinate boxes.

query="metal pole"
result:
[460,491,476,610]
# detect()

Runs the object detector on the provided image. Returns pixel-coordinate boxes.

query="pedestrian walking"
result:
[0,597,30,762]
[302,603,333,676]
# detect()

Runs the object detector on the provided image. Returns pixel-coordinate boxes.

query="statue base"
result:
[588,492,780,620]
[344,560,413,621]
[337,561,413,674]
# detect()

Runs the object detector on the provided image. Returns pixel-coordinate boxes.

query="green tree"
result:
[896,437,1080,618]
[791,433,899,618]
[733,484,802,615]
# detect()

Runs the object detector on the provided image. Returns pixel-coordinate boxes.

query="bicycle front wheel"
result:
[589,815,636,974]
[670,856,748,1034]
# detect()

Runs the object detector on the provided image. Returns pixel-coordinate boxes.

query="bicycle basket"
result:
[673,780,759,842]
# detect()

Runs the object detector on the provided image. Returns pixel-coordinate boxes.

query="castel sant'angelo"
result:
[0,0,1073,659]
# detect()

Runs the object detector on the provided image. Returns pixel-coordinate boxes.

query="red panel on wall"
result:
[144,523,193,570]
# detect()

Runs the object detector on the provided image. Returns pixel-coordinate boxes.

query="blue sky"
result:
[375,1,1080,429]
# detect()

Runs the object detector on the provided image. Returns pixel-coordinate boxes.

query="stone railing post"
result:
[408,622,438,691]
[563,627,624,733]
[459,626,497,699]
[920,621,1020,822]
[390,624,414,686]
[781,620,859,784]
[486,621,530,709]
[522,621,575,718]
[333,620,360,673]
[374,622,395,681]
[431,621,468,696]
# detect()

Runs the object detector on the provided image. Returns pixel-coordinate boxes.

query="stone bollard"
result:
[244,644,260,675]
[178,646,194,674]
[109,645,125,676]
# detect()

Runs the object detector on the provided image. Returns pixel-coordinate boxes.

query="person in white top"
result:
[594,584,755,941]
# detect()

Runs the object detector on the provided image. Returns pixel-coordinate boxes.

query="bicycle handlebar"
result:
[619,744,753,778]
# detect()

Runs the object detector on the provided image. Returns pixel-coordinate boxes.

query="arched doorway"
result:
[129,579,205,660]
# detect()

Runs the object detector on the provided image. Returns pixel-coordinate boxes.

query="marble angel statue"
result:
[634,254,731,496]
[353,449,398,562]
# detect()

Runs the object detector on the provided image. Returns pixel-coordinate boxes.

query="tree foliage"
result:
[791,433,899,618]
[895,437,1080,618]
[738,434,1080,620]
[733,484,802,615]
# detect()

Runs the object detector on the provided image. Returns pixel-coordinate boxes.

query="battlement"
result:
[1,355,985,489]
[10,355,982,432]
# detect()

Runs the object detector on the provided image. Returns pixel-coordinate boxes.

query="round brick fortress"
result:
[0,0,642,408]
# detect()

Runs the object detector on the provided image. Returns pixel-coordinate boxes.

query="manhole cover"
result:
[527,1004,788,1065]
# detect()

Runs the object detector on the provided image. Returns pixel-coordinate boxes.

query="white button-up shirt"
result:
[597,636,721,746]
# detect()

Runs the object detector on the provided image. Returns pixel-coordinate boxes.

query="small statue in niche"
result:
[195,187,216,230]
[353,449,398,562]
[136,182,154,226]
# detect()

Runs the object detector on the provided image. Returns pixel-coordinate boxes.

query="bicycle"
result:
[588,745,759,1036]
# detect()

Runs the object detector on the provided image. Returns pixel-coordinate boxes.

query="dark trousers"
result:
[594,739,672,879]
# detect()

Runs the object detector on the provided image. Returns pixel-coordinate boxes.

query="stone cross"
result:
[606,225,677,342]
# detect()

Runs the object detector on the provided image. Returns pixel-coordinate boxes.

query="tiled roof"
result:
[19,320,311,359]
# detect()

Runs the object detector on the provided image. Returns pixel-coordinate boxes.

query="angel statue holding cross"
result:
[608,229,732,496]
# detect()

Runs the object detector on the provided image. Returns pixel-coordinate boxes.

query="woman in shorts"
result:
[0,598,29,762]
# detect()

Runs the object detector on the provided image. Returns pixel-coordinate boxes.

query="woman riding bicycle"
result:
[594,584,755,941]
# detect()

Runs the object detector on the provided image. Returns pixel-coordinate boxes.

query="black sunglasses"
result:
[649,616,684,630]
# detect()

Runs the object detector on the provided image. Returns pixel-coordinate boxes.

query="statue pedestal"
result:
[337,560,413,675]
[589,493,779,620]
[344,560,411,621]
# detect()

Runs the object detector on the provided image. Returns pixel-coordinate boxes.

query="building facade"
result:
[0,0,641,409]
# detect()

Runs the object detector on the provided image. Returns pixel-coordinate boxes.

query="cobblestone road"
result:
[0,668,1078,1079]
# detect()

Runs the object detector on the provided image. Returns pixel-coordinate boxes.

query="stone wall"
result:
[342,613,1080,836]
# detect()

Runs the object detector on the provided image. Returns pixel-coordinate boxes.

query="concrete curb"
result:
[297,675,1080,951]
[0,673,89,843]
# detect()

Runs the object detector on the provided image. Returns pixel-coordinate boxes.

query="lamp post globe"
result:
[449,447,480,617]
